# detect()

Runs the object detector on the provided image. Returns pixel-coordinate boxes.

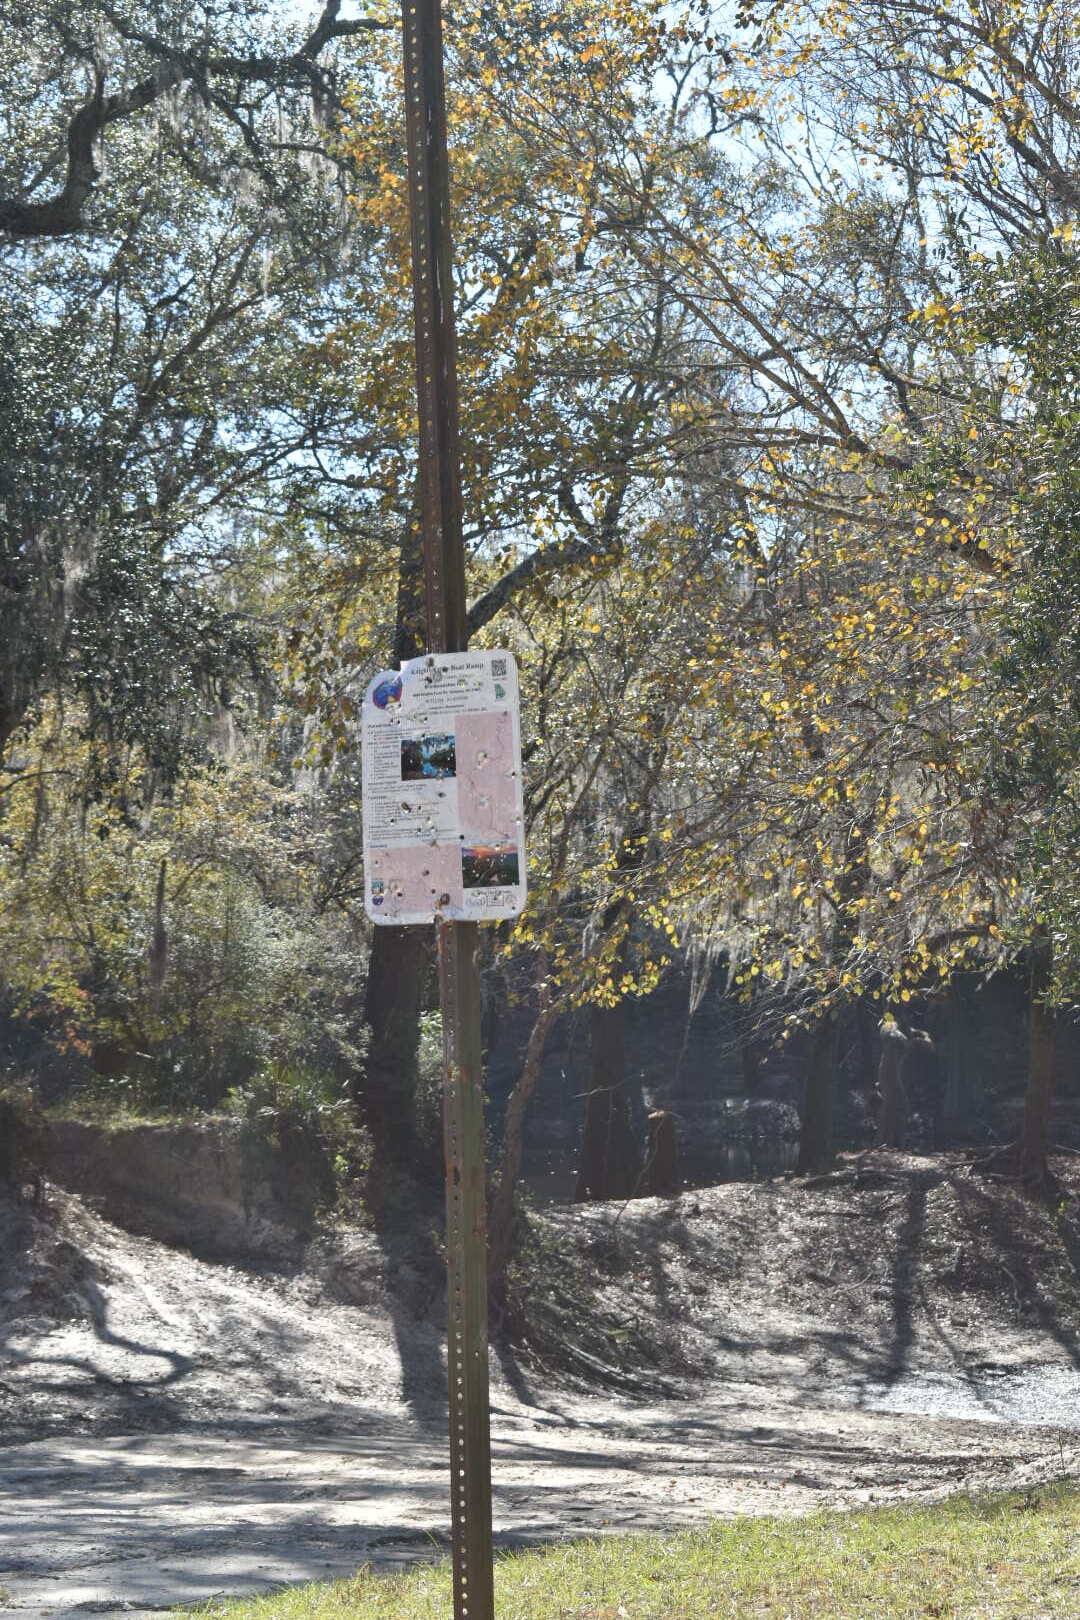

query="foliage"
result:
[311,0,1080,1184]
[224,1059,369,1213]
[0,711,367,1109]
[966,251,1080,997]
[0,0,387,240]
[493,0,1080,1029]
[288,0,719,734]
[3,0,1080,1178]
[412,1010,446,1176]
[0,0,385,774]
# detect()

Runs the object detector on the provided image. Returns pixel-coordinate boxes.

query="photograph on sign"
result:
[401,733,456,780]
[361,650,526,924]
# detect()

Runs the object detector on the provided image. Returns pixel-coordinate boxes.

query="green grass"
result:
[43,1097,200,1129]
[200,1482,1080,1619]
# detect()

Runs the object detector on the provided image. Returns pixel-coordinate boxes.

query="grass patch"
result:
[43,1098,200,1130]
[200,1482,1080,1619]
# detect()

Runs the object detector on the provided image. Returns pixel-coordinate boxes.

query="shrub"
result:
[224,1060,370,1217]
[0,1082,46,1198]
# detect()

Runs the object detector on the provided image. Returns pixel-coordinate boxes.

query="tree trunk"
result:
[355,507,431,1171]
[148,858,168,1013]
[574,825,649,1204]
[357,923,431,1167]
[942,978,982,1144]
[641,1109,679,1197]
[740,1039,763,1096]
[876,1021,909,1149]
[575,998,642,1201]
[798,1013,839,1174]
[857,996,877,1091]
[488,970,558,1289]
[1019,931,1056,1192]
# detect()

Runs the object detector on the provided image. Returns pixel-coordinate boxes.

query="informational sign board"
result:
[362,650,526,925]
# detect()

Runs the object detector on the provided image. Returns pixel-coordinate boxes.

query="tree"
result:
[306,0,720,1167]
[0,0,385,239]
[957,250,1080,1187]
[0,708,366,1104]
[0,0,384,776]
[596,0,1080,1180]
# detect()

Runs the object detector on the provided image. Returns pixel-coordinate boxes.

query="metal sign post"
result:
[399,3,496,1618]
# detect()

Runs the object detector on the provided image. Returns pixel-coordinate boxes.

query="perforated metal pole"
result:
[400,3,496,1617]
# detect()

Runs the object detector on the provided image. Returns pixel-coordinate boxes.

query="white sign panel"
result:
[362,651,527,925]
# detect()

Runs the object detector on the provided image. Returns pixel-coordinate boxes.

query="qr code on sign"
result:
[490,657,507,679]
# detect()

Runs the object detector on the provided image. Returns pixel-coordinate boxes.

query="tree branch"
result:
[0,0,389,240]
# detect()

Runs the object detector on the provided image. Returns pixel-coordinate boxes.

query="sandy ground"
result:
[2,1155,1080,1615]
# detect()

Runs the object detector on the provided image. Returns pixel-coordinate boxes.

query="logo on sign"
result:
[372,676,403,710]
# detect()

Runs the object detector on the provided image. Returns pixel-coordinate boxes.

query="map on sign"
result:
[362,651,527,925]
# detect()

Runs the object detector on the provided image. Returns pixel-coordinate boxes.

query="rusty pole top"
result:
[401,0,468,657]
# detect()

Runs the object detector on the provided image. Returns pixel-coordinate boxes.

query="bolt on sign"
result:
[362,650,527,925]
